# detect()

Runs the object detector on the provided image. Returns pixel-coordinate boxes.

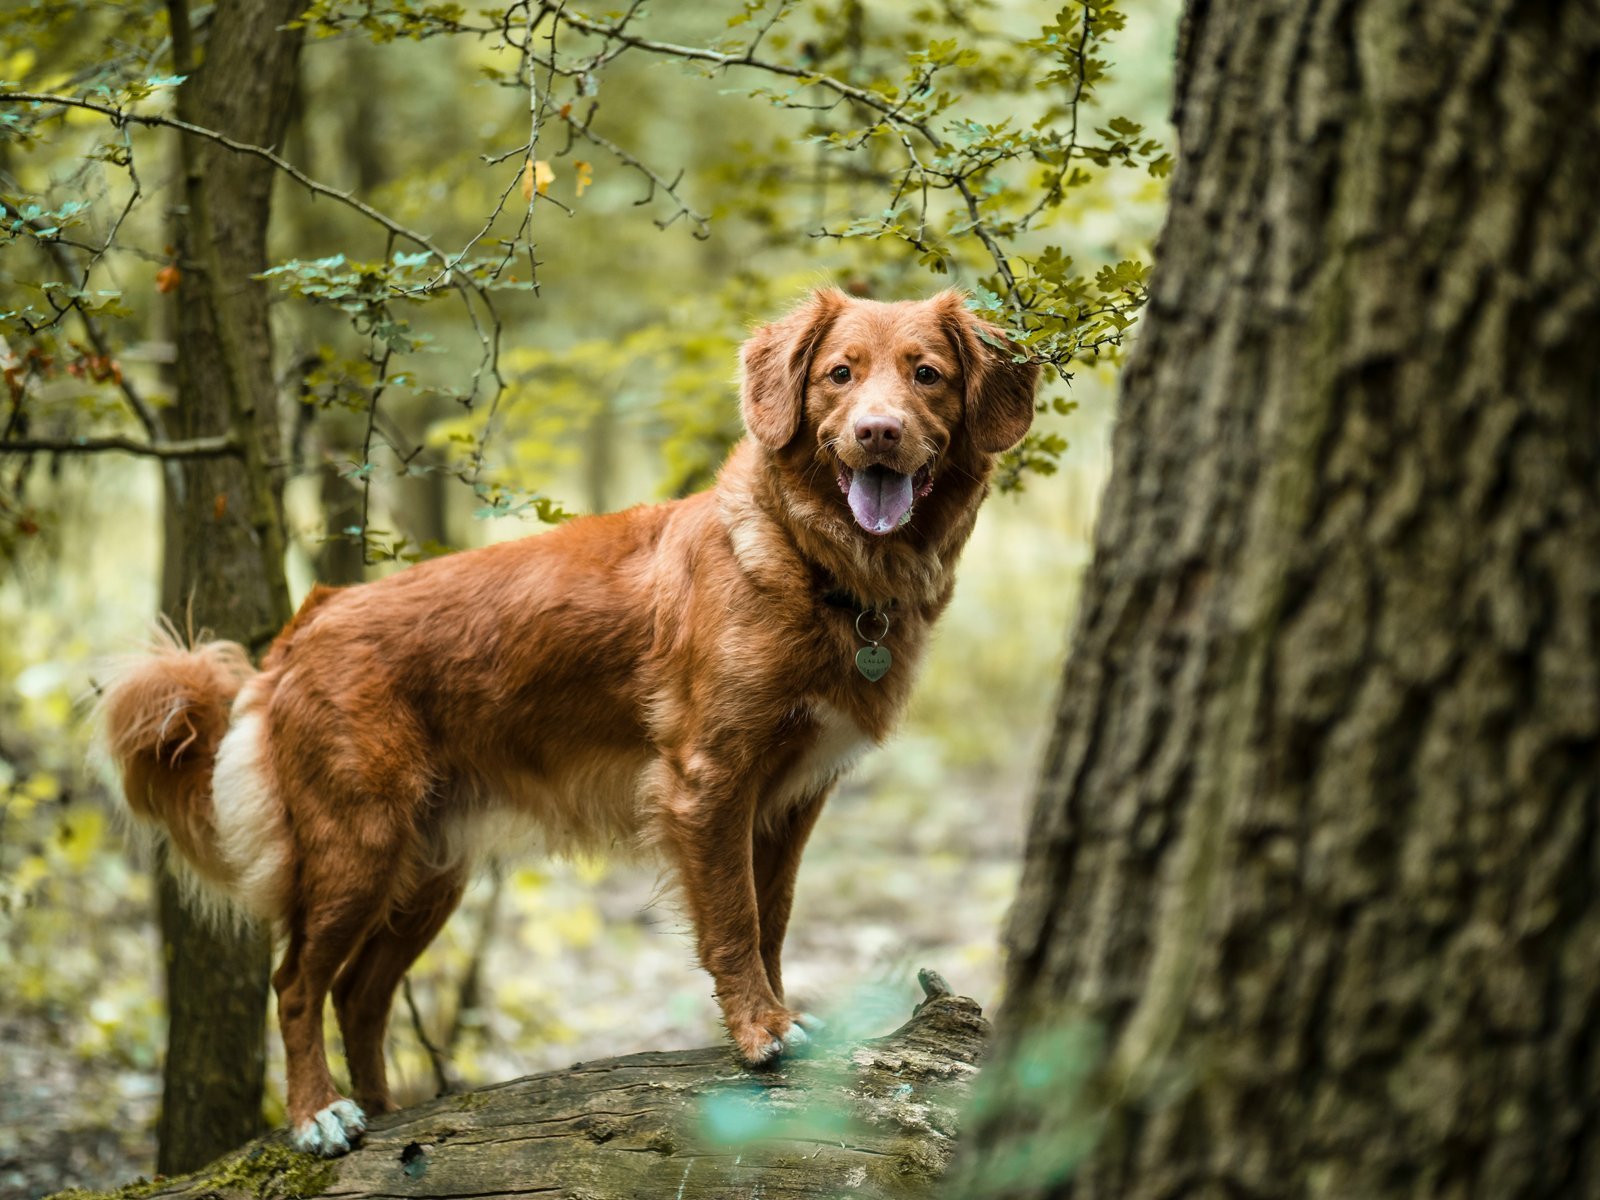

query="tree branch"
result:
[0,81,511,469]
[0,90,461,288]
[0,434,239,459]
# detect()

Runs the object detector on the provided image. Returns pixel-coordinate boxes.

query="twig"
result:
[489,95,711,240]
[357,341,395,566]
[534,4,1024,305]
[741,0,795,63]
[0,198,163,443]
[523,1,548,293]
[566,103,709,238]
[417,162,528,293]
[445,871,504,1056]
[1016,2,1092,231]
[401,976,456,1098]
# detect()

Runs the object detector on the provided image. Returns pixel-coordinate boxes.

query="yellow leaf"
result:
[521,158,554,201]
[553,904,601,949]
[512,867,547,892]
[24,771,59,802]
[13,853,48,897]
[0,49,37,82]
[574,160,593,197]
[61,808,105,869]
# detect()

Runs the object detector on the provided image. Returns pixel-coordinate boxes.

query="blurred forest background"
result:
[1,1,1175,1193]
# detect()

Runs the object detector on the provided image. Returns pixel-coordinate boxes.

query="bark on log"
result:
[103,973,987,1200]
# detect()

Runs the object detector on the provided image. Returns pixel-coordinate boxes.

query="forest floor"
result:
[0,754,1033,1200]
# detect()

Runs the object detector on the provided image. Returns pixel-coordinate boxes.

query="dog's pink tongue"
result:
[847,466,914,535]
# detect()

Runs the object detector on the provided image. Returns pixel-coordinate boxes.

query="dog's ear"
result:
[740,288,848,449]
[936,291,1039,454]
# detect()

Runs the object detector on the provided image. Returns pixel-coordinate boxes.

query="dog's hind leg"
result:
[273,837,411,1157]
[332,870,466,1116]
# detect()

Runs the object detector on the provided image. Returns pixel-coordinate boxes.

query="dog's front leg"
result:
[657,767,808,1065]
[753,790,828,1004]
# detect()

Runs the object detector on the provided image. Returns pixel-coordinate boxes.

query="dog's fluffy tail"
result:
[99,631,289,928]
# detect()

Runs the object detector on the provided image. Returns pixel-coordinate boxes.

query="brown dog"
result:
[101,287,1037,1156]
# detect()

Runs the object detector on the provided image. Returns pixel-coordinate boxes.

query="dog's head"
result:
[740,288,1038,537]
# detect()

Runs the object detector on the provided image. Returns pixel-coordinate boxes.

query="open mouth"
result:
[835,463,935,535]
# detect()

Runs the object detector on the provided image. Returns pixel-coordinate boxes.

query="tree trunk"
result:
[113,975,987,1200]
[952,2,1600,1197]
[155,0,304,1175]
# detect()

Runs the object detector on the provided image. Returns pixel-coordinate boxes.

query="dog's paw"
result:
[732,1009,816,1067]
[292,1099,367,1158]
[732,1020,785,1066]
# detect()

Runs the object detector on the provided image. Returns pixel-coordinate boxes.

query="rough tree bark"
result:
[951,2,1600,1197]
[107,974,986,1200]
[155,0,304,1175]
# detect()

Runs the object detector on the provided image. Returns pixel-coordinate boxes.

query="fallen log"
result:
[80,970,989,1200]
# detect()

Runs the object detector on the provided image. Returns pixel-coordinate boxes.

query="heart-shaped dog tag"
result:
[856,644,891,682]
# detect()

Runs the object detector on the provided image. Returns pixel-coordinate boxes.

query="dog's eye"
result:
[829,365,852,384]
[914,365,940,385]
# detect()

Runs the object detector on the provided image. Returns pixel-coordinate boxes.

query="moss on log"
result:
[72,971,988,1200]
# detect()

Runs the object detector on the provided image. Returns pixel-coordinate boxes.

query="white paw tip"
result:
[782,1023,809,1048]
[293,1100,367,1158]
[794,1011,826,1032]
[745,1036,783,1065]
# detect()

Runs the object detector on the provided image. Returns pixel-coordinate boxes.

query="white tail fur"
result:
[97,629,290,930]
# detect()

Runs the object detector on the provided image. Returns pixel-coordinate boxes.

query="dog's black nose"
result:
[855,415,902,453]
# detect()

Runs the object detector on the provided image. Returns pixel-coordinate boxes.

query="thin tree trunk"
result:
[155,0,304,1175]
[317,463,367,585]
[953,2,1600,1197]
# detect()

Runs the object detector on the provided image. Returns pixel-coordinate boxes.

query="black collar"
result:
[819,578,899,615]
[823,588,866,612]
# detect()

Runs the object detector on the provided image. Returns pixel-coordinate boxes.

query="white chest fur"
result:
[770,700,873,812]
